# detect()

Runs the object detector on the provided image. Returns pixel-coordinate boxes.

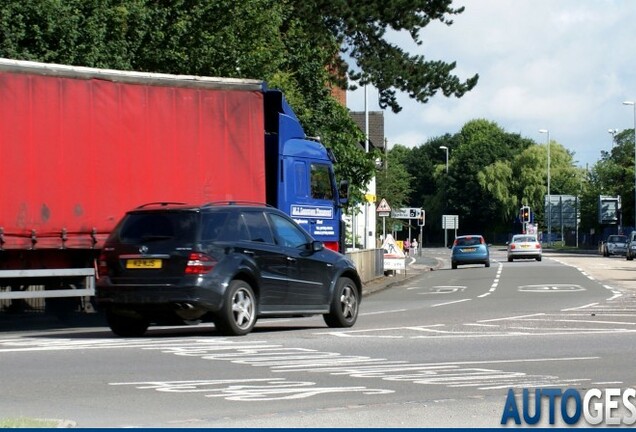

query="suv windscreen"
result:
[118,211,198,243]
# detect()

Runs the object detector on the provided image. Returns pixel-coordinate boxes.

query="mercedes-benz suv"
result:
[96,202,361,336]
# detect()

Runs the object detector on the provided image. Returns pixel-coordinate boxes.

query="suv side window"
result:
[201,212,229,241]
[269,213,310,248]
[242,211,275,244]
[216,212,250,242]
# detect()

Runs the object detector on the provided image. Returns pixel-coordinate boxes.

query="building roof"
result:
[350,111,385,151]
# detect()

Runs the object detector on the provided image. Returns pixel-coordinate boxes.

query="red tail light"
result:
[97,253,108,279]
[535,243,542,249]
[510,244,516,250]
[185,252,216,274]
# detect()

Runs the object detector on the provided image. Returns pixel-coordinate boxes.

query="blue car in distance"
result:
[451,235,490,269]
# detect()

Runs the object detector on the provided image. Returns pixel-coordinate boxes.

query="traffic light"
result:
[418,210,425,226]
[521,206,531,223]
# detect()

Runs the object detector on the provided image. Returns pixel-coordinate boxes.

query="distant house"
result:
[350,111,385,151]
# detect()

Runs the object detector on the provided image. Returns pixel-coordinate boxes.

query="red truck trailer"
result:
[0,58,345,314]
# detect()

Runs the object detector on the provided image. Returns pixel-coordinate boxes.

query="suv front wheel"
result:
[324,277,359,328]
[215,279,257,336]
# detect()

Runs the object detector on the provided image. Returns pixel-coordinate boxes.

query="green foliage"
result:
[390,118,591,241]
[0,417,60,428]
[0,0,286,74]
[444,120,532,232]
[582,129,635,231]
[376,144,414,234]
[291,0,479,112]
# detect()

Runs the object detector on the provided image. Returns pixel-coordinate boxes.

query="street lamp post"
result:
[439,145,449,174]
[608,128,618,144]
[539,129,551,246]
[439,146,449,247]
[623,101,636,228]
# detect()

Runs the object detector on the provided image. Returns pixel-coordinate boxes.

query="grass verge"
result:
[0,417,63,428]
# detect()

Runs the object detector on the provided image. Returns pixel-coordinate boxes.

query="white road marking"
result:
[518,284,585,292]
[561,303,598,311]
[431,299,471,307]
[0,337,600,395]
[410,285,466,294]
[110,378,393,401]
[477,313,545,323]
[360,309,407,316]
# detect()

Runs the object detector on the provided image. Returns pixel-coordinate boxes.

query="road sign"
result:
[392,207,422,219]
[376,198,391,212]
[442,214,459,230]
[377,198,391,217]
[381,234,405,271]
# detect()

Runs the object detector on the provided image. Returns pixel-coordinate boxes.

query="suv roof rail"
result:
[202,201,272,208]
[135,202,188,209]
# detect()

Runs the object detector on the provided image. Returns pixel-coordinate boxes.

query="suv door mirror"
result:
[311,240,324,252]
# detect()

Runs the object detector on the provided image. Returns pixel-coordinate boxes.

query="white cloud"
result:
[347,0,636,166]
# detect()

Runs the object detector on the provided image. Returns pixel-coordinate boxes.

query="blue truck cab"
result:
[264,90,347,253]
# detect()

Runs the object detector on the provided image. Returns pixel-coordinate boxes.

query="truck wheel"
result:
[106,309,149,337]
[215,280,257,336]
[324,277,359,328]
[628,254,634,261]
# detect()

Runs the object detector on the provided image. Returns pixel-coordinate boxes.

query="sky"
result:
[346,0,636,169]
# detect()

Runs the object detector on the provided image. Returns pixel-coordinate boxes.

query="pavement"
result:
[362,253,443,297]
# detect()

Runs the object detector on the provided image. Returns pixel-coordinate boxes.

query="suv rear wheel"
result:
[215,279,257,336]
[324,277,359,328]
[106,309,149,337]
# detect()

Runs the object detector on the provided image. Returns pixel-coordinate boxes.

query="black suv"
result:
[96,202,361,336]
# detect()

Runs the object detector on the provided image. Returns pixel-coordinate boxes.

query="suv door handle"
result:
[243,250,255,255]
[286,257,296,262]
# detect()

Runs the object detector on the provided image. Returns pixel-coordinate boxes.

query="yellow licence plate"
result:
[520,245,530,248]
[126,259,162,269]
[462,248,476,252]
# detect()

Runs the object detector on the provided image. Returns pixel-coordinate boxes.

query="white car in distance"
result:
[507,234,542,262]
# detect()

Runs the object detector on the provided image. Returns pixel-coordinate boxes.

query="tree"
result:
[399,135,457,238]
[376,144,414,237]
[292,0,479,113]
[445,120,533,234]
[583,129,634,233]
